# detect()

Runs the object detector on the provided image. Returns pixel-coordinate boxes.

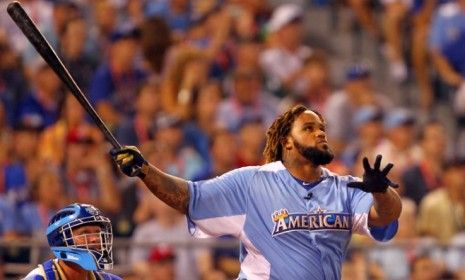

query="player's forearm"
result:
[370,188,402,227]
[140,163,190,214]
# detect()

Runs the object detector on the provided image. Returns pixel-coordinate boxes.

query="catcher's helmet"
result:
[46,203,113,270]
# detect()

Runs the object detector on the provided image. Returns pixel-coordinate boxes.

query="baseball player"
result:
[23,203,121,280]
[111,104,402,279]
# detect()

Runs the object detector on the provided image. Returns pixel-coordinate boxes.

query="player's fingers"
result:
[121,154,134,165]
[347,181,364,189]
[381,163,394,176]
[116,153,130,161]
[374,154,382,170]
[387,179,399,188]
[362,157,371,171]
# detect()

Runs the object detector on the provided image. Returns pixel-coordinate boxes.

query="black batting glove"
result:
[347,155,399,193]
[110,146,147,179]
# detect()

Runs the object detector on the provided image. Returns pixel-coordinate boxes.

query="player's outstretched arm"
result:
[110,146,189,214]
[347,155,402,227]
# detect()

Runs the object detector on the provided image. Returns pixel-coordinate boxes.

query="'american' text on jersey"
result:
[271,209,352,236]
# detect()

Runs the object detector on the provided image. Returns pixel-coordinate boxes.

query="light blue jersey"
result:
[187,161,398,280]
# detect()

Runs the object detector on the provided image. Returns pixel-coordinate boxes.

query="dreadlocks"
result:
[263,104,307,163]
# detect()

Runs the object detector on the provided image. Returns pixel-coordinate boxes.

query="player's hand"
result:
[347,155,398,193]
[110,146,147,178]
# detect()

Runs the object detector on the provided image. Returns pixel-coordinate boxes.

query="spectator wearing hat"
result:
[259,3,313,97]
[60,127,121,214]
[402,120,448,205]
[342,106,385,176]
[324,63,393,156]
[374,108,422,191]
[38,93,102,166]
[417,158,465,243]
[4,120,44,207]
[145,245,176,280]
[89,24,146,129]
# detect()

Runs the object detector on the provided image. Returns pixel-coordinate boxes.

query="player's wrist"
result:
[138,162,150,179]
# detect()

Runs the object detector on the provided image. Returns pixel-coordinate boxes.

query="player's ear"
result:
[281,136,293,150]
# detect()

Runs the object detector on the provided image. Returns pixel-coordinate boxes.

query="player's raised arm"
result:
[347,155,402,226]
[110,146,189,214]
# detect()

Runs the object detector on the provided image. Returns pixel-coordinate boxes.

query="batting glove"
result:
[110,146,147,178]
[347,155,398,193]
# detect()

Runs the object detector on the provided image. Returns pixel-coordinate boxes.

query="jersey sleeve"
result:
[187,166,257,238]
[347,176,398,242]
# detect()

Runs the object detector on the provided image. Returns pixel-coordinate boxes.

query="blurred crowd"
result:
[0,0,465,279]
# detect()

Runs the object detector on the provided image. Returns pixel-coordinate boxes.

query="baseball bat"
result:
[7,1,122,149]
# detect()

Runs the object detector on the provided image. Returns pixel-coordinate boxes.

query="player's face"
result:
[72,225,103,251]
[288,110,334,165]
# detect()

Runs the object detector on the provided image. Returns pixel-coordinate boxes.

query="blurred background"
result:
[0,0,465,279]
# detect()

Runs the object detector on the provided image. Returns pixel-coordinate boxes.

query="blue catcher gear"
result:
[46,203,113,271]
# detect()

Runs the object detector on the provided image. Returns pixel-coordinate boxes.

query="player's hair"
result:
[264,104,323,163]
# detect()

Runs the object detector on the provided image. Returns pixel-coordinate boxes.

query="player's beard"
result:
[293,139,334,166]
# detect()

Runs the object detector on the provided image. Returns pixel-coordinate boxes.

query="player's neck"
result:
[284,160,322,183]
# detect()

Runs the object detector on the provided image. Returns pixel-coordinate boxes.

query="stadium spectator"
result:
[217,65,280,132]
[144,245,176,280]
[151,114,205,180]
[161,48,210,120]
[260,3,312,96]
[89,25,146,127]
[61,130,121,214]
[0,33,28,126]
[429,0,465,88]
[296,53,332,113]
[59,16,98,91]
[183,81,223,169]
[145,0,192,41]
[130,192,202,280]
[410,254,444,280]
[325,64,392,156]
[5,121,43,206]
[401,120,448,205]
[343,106,385,176]
[139,16,173,78]
[417,158,465,243]
[235,118,266,167]
[116,81,161,146]
[17,169,65,239]
[38,93,102,166]
[374,108,422,189]
[16,62,63,129]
